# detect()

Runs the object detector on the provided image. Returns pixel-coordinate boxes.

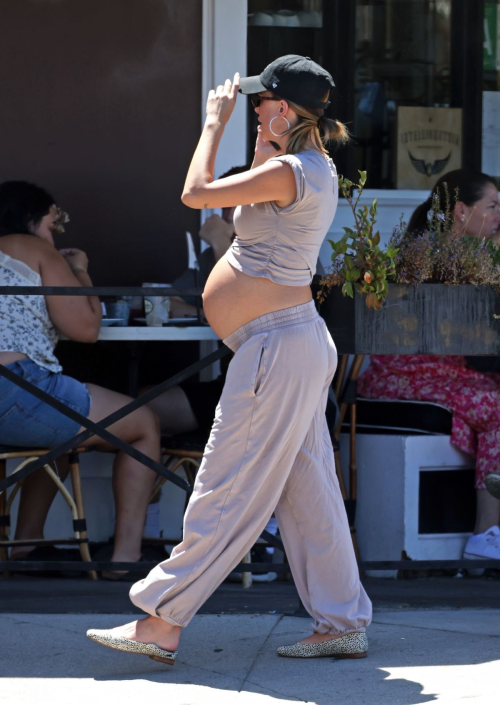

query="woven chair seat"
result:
[0,446,88,459]
[161,432,209,453]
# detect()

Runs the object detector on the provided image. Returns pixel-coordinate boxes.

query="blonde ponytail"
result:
[317,116,350,147]
[279,91,350,155]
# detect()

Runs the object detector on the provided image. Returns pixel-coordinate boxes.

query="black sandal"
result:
[10,545,83,578]
[101,555,151,582]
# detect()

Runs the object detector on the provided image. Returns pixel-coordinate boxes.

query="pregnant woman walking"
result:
[88,55,372,664]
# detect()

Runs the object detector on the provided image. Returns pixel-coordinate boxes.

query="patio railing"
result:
[1,286,499,574]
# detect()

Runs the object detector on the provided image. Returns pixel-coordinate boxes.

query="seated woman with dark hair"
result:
[358,169,500,563]
[0,181,161,578]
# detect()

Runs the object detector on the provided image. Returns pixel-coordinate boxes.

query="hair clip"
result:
[52,206,70,234]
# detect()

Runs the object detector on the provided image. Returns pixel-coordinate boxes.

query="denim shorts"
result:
[0,358,91,448]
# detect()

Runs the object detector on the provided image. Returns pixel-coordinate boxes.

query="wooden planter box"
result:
[319,283,500,355]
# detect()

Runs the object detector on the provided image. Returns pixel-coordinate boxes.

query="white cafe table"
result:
[96,325,219,342]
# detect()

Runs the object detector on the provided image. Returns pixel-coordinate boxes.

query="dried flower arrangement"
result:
[318,171,398,310]
[390,186,500,291]
[319,175,500,310]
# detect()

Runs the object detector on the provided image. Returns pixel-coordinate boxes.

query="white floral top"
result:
[0,250,61,372]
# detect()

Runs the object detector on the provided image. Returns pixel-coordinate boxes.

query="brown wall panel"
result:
[0,0,202,284]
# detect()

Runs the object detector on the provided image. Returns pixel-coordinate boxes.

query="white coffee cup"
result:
[274,10,300,27]
[143,283,171,326]
[249,12,274,26]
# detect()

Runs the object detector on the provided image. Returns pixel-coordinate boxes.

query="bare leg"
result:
[81,384,161,567]
[140,385,198,436]
[105,616,182,652]
[11,455,70,558]
[474,488,500,534]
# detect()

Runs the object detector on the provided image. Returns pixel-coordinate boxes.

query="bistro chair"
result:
[155,433,204,510]
[331,354,366,564]
[147,434,270,588]
[141,434,204,561]
[0,446,97,580]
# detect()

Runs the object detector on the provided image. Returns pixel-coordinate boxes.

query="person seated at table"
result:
[166,164,248,321]
[358,169,500,564]
[143,165,248,435]
[0,180,161,578]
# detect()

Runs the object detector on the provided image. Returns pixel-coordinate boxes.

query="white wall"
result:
[202,0,248,182]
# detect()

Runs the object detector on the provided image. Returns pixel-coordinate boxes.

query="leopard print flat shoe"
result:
[86,629,177,665]
[277,631,368,659]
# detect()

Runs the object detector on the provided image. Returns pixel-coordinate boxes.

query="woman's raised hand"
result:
[252,131,283,169]
[206,73,240,127]
[59,248,89,273]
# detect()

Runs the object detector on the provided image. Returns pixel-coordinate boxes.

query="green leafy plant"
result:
[319,171,398,310]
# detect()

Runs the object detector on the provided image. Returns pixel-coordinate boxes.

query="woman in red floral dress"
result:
[358,170,500,563]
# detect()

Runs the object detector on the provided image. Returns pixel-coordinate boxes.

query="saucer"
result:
[101,318,125,327]
[133,317,198,325]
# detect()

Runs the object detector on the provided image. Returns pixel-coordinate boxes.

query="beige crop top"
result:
[226,150,338,286]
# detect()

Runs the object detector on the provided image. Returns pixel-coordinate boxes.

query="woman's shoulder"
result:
[0,234,52,274]
[294,148,331,161]
[0,233,46,250]
[276,150,336,188]
[283,149,336,174]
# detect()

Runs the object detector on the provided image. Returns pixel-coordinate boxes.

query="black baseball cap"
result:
[239,54,334,109]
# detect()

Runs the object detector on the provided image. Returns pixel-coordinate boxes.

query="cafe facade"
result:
[1,1,498,552]
[1,1,496,284]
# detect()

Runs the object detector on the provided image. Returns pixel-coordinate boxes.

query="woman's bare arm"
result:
[38,241,102,342]
[181,76,296,210]
[182,160,296,210]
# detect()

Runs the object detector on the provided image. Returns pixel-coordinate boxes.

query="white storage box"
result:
[340,433,475,577]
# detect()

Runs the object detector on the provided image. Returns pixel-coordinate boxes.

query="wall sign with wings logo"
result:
[397,107,462,189]
[408,151,451,178]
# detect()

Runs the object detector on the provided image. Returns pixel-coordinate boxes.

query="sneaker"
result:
[249,545,278,583]
[226,546,278,583]
[485,472,500,501]
[463,526,500,560]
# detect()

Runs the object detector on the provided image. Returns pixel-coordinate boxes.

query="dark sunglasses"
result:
[250,95,281,108]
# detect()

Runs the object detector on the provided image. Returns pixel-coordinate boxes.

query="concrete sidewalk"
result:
[1,609,499,704]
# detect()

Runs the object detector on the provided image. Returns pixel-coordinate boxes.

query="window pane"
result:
[354,0,453,189]
[247,1,323,163]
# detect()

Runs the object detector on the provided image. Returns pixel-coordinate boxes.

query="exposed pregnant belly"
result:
[203,257,312,340]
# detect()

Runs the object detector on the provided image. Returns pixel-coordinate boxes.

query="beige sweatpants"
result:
[130,301,372,635]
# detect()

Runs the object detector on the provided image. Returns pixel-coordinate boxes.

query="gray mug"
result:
[106,300,130,326]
